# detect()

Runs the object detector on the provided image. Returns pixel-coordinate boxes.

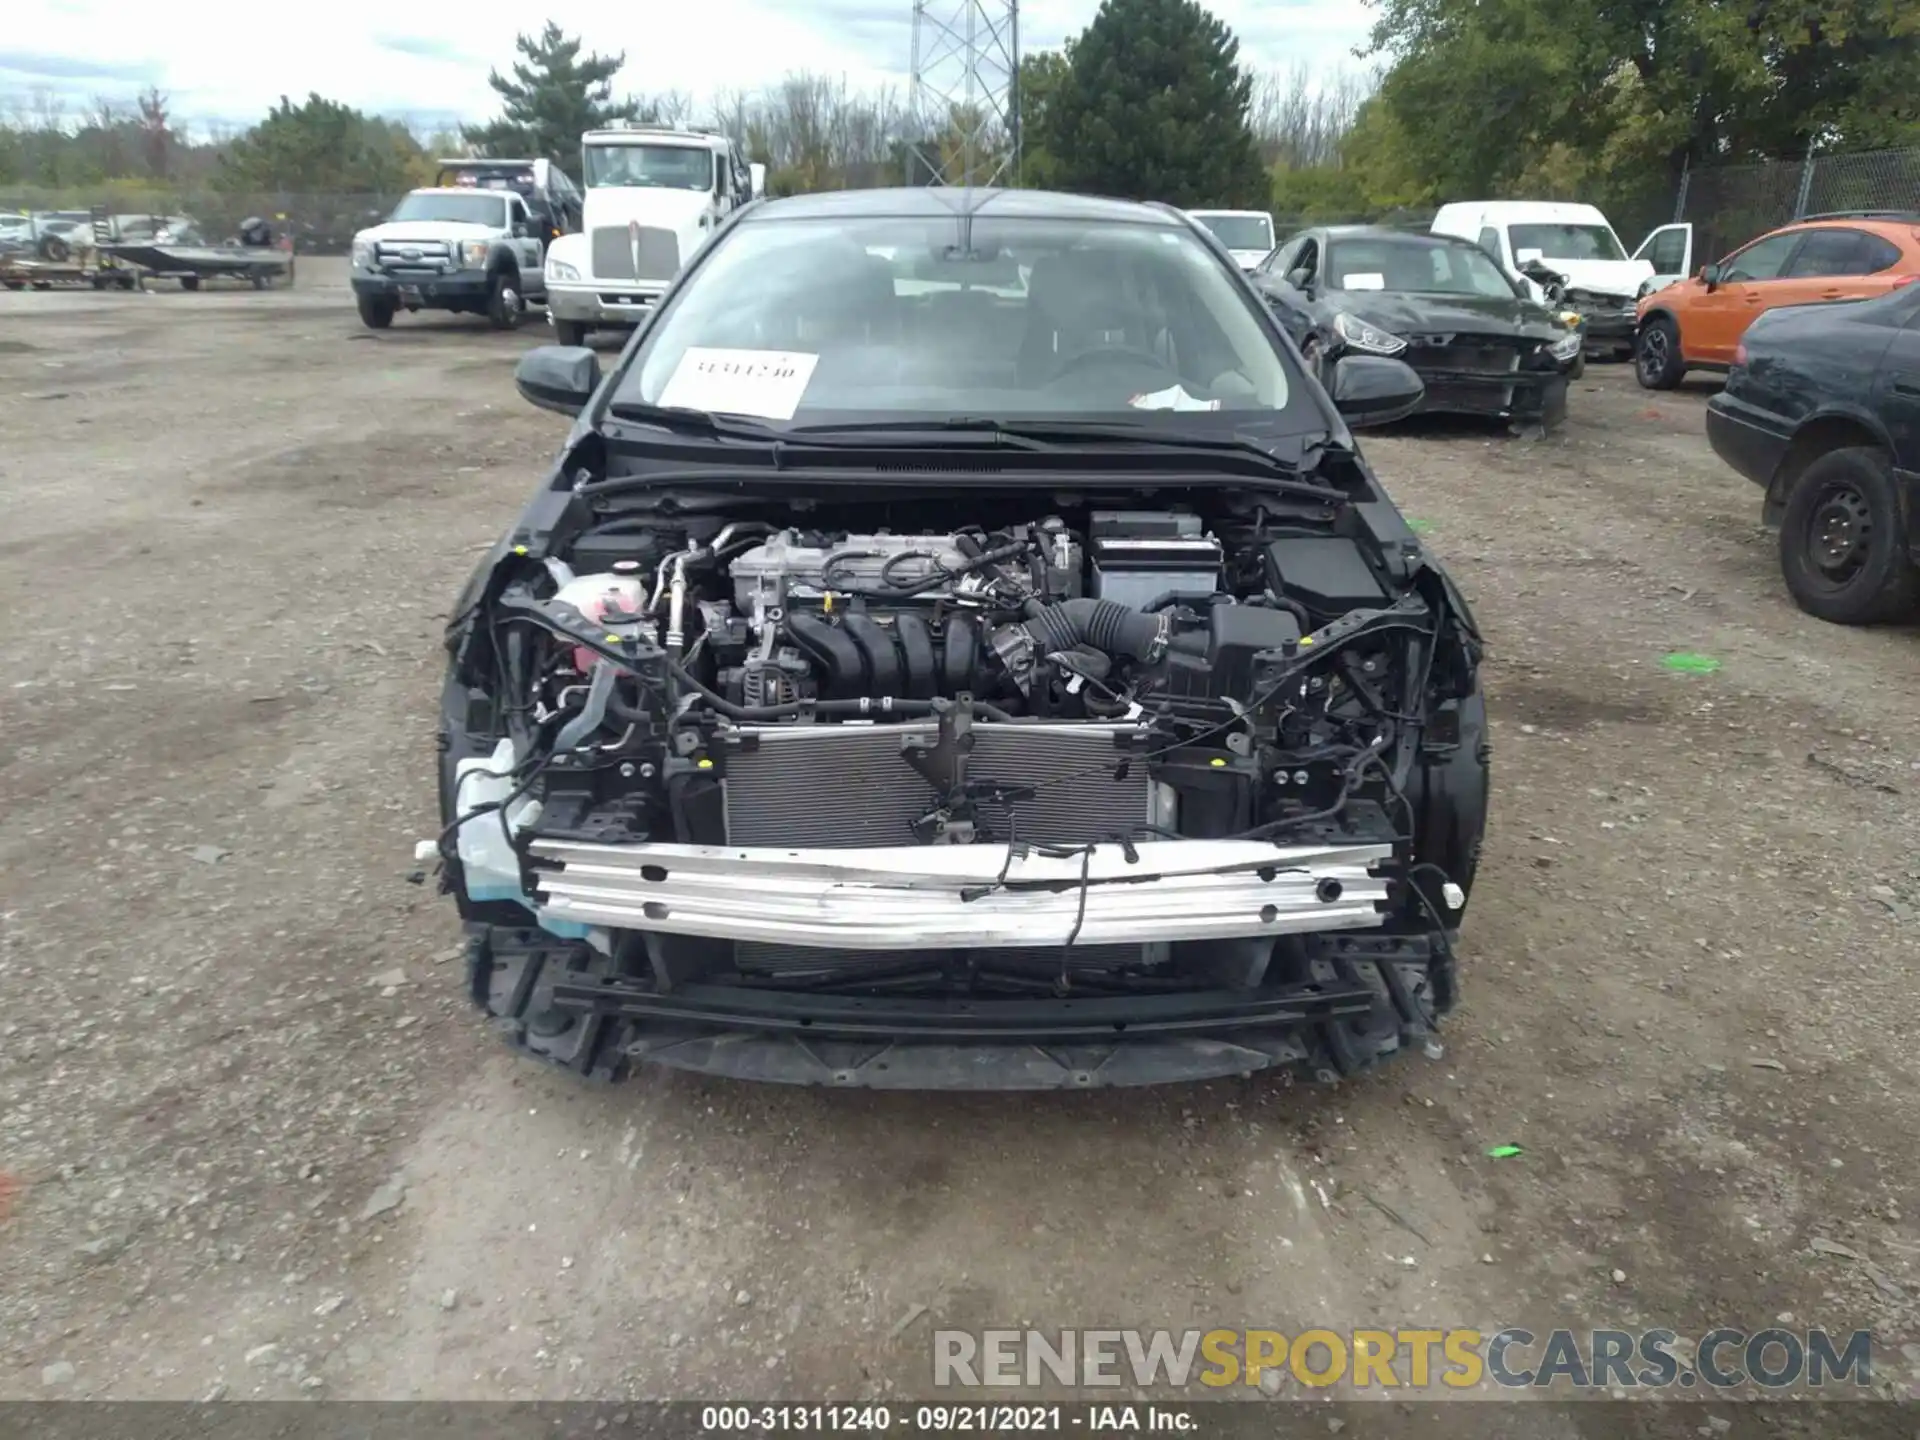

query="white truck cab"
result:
[544,125,765,346]
[1432,200,1694,359]
[1183,209,1276,270]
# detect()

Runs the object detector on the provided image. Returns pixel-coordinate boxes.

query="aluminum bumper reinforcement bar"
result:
[527,838,1393,949]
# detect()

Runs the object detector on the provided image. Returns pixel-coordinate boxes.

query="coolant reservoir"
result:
[553,562,647,670]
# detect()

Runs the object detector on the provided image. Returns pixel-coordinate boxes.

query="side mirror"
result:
[1699,262,1721,290]
[749,162,767,200]
[515,345,600,417]
[1330,355,1424,429]
[511,221,528,238]
[1285,266,1314,292]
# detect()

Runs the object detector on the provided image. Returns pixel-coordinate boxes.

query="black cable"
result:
[878,548,951,589]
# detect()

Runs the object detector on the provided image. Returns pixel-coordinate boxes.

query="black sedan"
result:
[1249,226,1583,428]
[1705,282,1920,625]
[437,187,1492,1090]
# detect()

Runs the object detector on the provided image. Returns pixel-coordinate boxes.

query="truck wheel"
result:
[179,275,201,292]
[1778,447,1920,625]
[357,293,396,330]
[553,318,588,346]
[1634,315,1683,389]
[487,271,524,331]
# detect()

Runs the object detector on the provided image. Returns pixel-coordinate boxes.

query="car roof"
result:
[1762,215,1920,238]
[744,187,1188,226]
[1187,208,1269,218]
[407,187,510,198]
[1319,224,1460,240]
[1438,200,1610,223]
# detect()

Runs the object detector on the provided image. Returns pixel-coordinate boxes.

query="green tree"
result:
[1015,49,1072,187]
[461,23,639,168]
[215,93,425,193]
[1041,0,1266,206]
[1363,0,1920,202]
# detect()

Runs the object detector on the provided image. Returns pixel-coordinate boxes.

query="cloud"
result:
[373,35,474,65]
[3,0,1371,133]
[0,48,159,83]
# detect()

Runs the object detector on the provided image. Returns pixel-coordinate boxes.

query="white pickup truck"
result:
[543,124,765,346]
[348,159,584,331]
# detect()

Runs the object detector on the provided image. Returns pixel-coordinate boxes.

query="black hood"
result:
[1333,289,1561,339]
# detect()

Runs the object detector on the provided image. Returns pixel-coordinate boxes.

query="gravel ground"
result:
[2,262,1918,1414]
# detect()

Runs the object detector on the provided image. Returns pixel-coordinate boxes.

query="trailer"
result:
[97,212,297,290]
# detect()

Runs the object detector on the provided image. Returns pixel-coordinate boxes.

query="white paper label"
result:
[1340,272,1386,291]
[1128,384,1220,412]
[655,347,819,420]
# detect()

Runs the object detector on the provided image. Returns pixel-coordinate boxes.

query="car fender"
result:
[1764,401,1903,522]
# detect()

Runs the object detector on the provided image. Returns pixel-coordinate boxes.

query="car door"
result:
[1689,229,1805,364]
[1880,297,1920,483]
[1632,223,1692,291]
[1260,236,1318,345]
[1780,227,1912,306]
[507,197,542,279]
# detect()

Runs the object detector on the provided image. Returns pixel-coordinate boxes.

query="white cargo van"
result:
[1432,201,1693,359]
[1184,209,1276,270]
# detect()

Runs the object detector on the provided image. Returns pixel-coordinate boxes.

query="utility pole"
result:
[908,0,1020,187]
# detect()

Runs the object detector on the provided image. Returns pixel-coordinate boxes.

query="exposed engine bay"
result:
[441,482,1488,1028]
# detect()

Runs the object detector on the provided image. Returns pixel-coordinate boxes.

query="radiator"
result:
[720,721,1156,849]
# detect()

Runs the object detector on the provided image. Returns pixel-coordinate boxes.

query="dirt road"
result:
[3,263,1917,1412]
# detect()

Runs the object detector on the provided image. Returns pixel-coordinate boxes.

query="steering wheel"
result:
[1048,344,1177,384]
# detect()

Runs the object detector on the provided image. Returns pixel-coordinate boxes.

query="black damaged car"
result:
[435,188,1491,1090]
[1250,226,1583,429]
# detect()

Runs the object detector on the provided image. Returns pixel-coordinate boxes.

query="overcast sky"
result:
[1,0,1374,135]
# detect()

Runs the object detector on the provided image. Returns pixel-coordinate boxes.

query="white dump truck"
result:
[543,124,765,346]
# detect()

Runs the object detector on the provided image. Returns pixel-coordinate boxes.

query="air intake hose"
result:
[1020,598,1170,664]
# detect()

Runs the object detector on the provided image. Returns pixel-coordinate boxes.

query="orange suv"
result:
[1634,211,1920,389]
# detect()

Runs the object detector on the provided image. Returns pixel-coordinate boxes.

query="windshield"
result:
[387,193,506,227]
[1508,222,1626,262]
[585,143,714,191]
[1193,213,1273,252]
[617,213,1302,427]
[1327,235,1520,298]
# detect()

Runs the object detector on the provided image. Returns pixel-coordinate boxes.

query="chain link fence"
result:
[1675,145,1920,267]
[0,189,403,254]
[5,146,1916,266]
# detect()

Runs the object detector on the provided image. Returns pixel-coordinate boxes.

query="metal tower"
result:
[908,0,1020,188]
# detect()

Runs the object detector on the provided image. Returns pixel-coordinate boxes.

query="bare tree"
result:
[1250,63,1377,170]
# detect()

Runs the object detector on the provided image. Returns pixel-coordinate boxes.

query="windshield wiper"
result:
[603,401,785,442]
[790,417,1348,501]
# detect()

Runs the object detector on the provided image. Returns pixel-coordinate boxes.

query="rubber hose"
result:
[1023,598,1165,663]
[893,612,937,699]
[840,613,902,696]
[552,660,617,753]
[942,614,979,694]
[785,612,863,698]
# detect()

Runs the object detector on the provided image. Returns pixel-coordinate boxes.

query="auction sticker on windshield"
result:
[1129,384,1220,412]
[656,348,819,420]
[1342,273,1386,291]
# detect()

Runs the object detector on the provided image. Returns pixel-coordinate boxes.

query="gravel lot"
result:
[3,260,1918,1413]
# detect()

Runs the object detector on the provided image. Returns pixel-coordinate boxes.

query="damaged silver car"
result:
[431,186,1491,1090]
